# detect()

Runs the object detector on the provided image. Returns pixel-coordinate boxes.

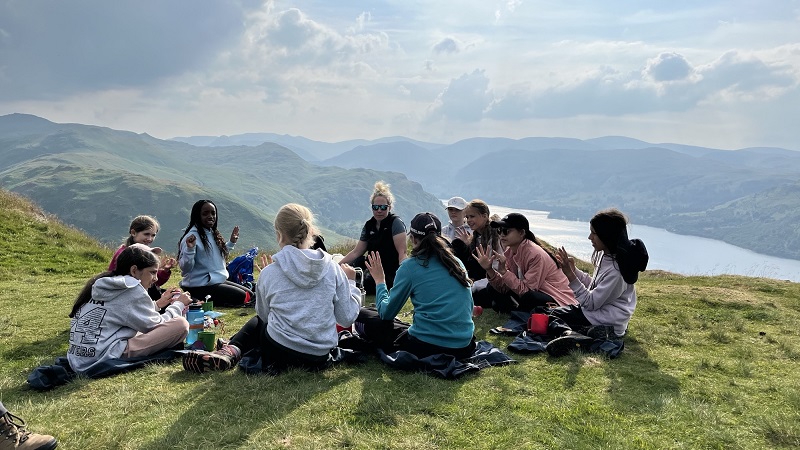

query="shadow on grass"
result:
[137,366,352,449]
[550,334,680,414]
[603,336,680,413]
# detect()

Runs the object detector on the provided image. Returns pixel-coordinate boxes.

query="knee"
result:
[172,316,190,335]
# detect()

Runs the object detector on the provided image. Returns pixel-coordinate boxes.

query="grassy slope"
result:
[1,190,799,449]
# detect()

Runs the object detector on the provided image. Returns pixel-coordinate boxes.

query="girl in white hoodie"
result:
[67,245,191,374]
[183,203,362,375]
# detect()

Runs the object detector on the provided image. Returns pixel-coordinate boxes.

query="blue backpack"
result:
[227,247,258,289]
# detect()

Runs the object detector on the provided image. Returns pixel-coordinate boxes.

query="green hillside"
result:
[1,190,799,449]
[0,114,444,251]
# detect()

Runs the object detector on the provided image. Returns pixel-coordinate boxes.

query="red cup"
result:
[336,324,352,333]
[527,313,549,335]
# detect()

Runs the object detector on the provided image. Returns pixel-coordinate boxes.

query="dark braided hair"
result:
[178,200,228,260]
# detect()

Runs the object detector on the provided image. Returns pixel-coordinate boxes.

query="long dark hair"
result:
[177,199,228,260]
[69,246,159,318]
[410,233,471,288]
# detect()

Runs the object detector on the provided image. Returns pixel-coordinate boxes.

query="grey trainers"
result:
[546,331,594,357]
[0,410,58,450]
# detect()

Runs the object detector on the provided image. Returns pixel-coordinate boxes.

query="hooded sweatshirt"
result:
[569,254,637,337]
[178,226,235,288]
[67,275,185,374]
[256,245,361,356]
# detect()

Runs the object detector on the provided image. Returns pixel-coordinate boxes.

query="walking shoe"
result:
[182,344,242,374]
[546,331,594,357]
[0,411,58,450]
[584,325,617,341]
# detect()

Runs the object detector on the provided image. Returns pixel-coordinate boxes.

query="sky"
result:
[1,0,799,150]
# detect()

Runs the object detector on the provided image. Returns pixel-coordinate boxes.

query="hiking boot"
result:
[182,344,242,374]
[546,331,594,357]
[584,325,617,341]
[0,410,58,450]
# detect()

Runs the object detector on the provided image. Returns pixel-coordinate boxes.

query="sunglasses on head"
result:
[372,204,389,211]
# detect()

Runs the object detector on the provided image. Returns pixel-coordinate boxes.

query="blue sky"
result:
[1,0,799,149]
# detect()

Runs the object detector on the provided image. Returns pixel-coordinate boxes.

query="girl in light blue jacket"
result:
[177,199,254,307]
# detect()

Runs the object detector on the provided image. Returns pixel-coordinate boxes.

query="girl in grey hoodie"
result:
[183,203,362,374]
[68,245,191,374]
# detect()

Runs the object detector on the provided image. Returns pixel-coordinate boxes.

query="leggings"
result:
[546,305,592,337]
[184,281,254,307]
[230,316,330,374]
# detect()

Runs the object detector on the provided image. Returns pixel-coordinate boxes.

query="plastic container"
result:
[186,304,204,345]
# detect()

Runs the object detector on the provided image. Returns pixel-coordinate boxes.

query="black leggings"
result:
[184,281,254,307]
[547,305,592,336]
[230,316,330,373]
[473,285,555,313]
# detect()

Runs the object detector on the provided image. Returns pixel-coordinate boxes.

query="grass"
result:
[1,189,799,449]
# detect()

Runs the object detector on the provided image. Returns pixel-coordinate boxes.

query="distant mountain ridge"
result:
[0,114,444,252]
[168,125,800,260]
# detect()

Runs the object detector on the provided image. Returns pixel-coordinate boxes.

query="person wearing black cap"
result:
[363,212,476,360]
[473,213,577,312]
[545,208,649,357]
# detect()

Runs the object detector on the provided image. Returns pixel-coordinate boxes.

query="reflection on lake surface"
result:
[451,202,800,282]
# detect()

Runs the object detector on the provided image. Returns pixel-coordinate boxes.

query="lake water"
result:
[465,203,800,282]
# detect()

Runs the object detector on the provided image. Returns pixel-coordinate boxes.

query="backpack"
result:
[227,247,259,290]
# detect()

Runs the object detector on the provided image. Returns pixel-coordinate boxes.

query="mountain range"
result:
[0,114,444,253]
[173,125,800,260]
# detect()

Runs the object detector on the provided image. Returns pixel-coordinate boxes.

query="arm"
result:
[571,265,626,311]
[374,261,413,320]
[178,234,197,274]
[393,232,407,265]
[333,264,362,327]
[125,291,190,332]
[498,246,546,296]
[339,239,368,265]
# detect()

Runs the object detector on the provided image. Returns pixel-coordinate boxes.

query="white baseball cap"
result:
[445,196,468,210]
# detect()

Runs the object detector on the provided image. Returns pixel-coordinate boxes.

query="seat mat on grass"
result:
[376,340,516,379]
[27,350,182,391]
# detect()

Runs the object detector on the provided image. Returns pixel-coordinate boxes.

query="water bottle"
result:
[186,303,204,346]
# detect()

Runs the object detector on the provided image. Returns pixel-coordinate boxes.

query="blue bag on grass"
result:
[227,247,258,290]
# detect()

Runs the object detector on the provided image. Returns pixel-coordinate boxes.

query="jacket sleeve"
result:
[108,245,125,271]
[375,262,413,320]
[178,234,197,274]
[570,266,626,311]
[332,264,361,327]
[124,291,178,332]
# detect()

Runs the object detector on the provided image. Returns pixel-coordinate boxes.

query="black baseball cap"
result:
[409,212,442,237]
[490,213,529,231]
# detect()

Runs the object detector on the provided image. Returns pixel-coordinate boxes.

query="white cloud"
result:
[427,69,493,122]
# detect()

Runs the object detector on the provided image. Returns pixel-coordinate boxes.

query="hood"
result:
[272,245,332,289]
[91,275,143,303]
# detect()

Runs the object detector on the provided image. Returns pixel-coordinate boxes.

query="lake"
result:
[474,204,800,283]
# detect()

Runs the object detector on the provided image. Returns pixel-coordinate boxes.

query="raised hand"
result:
[186,234,197,249]
[161,257,176,270]
[255,253,272,272]
[556,246,577,281]
[454,227,472,244]
[364,251,386,285]
[472,244,494,271]
[230,226,240,243]
[339,263,356,280]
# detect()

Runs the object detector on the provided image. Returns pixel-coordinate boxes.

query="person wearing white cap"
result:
[441,196,471,243]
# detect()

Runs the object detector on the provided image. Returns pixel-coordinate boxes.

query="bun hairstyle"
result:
[590,208,649,284]
[275,203,318,249]
[125,215,160,246]
[370,180,394,205]
[70,245,160,318]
